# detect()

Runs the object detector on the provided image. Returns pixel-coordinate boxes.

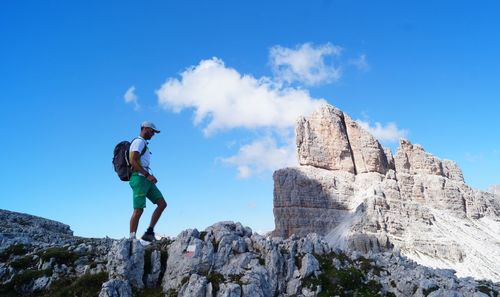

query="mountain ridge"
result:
[1,209,499,297]
[273,104,500,282]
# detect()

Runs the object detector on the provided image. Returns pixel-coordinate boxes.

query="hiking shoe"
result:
[141,231,156,242]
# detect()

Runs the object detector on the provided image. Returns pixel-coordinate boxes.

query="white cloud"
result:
[350,54,369,71]
[155,47,381,178]
[269,42,342,86]
[220,136,297,178]
[356,120,408,142]
[156,57,326,136]
[124,86,139,110]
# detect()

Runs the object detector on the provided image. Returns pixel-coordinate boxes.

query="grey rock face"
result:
[99,279,132,297]
[161,221,334,297]
[0,209,73,247]
[299,253,319,278]
[2,209,500,297]
[296,105,356,172]
[217,282,241,297]
[145,250,161,288]
[106,239,144,289]
[296,105,389,175]
[179,273,207,297]
[344,114,389,174]
[274,103,500,282]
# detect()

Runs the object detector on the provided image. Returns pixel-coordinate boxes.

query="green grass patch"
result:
[477,284,498,297]
[39,247,80,266]
[43,272,108,297]
[423,286,439,296]
[257,256,265,266]
[0,244,28,262]
[207,272,225,294]
[133,286,165,297]
[10,255,37,270]
[0,268,52,296]
[228,273,244,285]
[302,253,384,297]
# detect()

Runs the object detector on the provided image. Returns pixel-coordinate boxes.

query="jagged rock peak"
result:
[395,139,464,182]
[296,103,389,175]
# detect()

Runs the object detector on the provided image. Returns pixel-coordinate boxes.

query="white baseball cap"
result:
[141,121,161,133]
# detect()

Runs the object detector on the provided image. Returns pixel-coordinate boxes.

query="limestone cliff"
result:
[273,104,500,282]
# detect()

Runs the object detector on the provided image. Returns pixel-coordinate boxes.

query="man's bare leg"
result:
[130,208,144,238]
[148,198,167,230]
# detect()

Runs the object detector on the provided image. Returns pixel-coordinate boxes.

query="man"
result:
[129,121,167,242]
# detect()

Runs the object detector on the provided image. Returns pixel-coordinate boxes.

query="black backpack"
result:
[113,138,147,181]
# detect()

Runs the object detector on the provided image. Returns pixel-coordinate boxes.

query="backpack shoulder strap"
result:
[131,137,148,156]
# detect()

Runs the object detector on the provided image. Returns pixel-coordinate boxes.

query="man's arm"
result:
[130,151,158,184]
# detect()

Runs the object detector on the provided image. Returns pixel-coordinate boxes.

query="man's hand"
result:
[147,175,158,184]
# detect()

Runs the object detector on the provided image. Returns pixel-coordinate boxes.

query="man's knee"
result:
[156,198,167,210]
[133,208,144,217]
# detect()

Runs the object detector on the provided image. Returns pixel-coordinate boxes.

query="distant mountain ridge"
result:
[273,104,500,282]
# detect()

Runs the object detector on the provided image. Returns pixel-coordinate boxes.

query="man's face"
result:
[144,127,156,140]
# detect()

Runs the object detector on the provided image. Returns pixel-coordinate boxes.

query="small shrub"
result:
[295,255,302,270]
[303,252,384,297]
[423,286,439,296]
[477,285,494,296]
[212,238,219,252]
[39,247,79,265]
[10,255,37,270]
[207,272,225,294]
[0,244,27,262]
[357,256,373,273]
[44,272,108,297]
[133,287,164,297]
[199,231,208,241]
[228,273,244,285]
[333,250,352,264]
[0,268,52,296]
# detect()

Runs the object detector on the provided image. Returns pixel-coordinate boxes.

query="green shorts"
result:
[129,172,164,209]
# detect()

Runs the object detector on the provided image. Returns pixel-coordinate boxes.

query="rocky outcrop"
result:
[1,211,499,296]
[488,184,500,197]
[274,104,500,282]
[0,209,74,247]
[296,105,389,174]
[106,239,145,289]
[0,209,113,296]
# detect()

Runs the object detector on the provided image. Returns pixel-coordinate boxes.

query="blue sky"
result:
[1,1,499,239]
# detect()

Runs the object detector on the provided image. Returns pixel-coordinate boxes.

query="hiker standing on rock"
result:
[129,121,167,242]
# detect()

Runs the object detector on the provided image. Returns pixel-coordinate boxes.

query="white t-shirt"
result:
[129,137,151,175]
